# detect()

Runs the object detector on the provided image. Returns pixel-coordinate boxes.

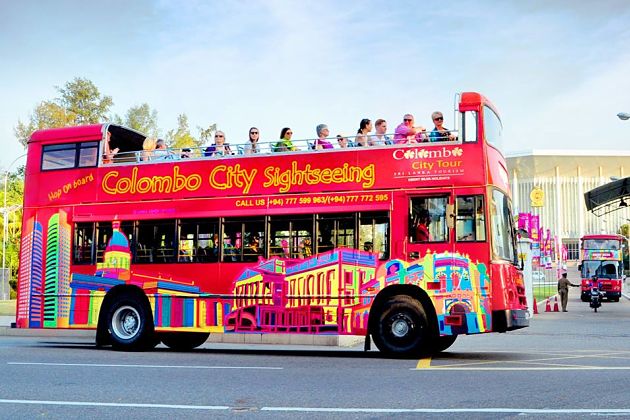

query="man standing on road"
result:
[557,272,579,312]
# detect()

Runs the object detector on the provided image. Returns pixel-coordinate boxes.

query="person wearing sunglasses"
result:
[273,127,298,152]
[336,134,351,148]
[428,111,456,142]
[204,131,233,156]
[244,127,260,154]
[394,114,426,144]
[314,124,334,150]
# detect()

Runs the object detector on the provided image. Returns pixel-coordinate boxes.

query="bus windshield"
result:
[583,239,621,250]
[581,260,621,279]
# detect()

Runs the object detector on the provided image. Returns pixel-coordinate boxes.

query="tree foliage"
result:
[1,168,25,297]
[14,77,113,147]
[167,114,199,149]
[124,103,159,137]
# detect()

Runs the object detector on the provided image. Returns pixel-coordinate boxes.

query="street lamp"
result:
[2,153,27,300]
[618,112,630,121]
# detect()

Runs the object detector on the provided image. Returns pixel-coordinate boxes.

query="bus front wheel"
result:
[372,296,430,357]
[160,332,210,351]
[107,293,155,351]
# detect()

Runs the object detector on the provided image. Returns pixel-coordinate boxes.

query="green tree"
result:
[14,77,113,147]
[1,168,25,297]
[124,103,159,137]
[620,223,630,271]
[166,114,200,149]
[57,77,113,125]
[14,101,75,147]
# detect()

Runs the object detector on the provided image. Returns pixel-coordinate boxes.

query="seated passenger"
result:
[244,127,260,154]
[153,138,177,160]
[204,131,233,156]
[314,124,334,150]
[274,127,298,152]
[394,114,426,144]
[336,134,351,148]
[428,111,457,142]
[103,132,120,164]
[355,118,372,147]
[370,119,391,146]
[141,137,157,161]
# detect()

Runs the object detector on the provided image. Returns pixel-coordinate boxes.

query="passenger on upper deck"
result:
[314,124,334,150]
[205,131,233,156]
[244,127,260,154]
[336,135,350,148]
[394,114,426,144]
[370,119,391,146]
[153,139,177,160]
[355,119,372,147]
[274,128,298,152]
[141,137,157,161]
[103,132,120,164]
[428,111,456,142]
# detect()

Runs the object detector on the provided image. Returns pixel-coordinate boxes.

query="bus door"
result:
[405,192,455,262]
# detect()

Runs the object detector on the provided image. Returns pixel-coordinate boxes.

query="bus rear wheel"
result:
[107,293,155,351]
[372,296,431,357]
[160,332,210,351]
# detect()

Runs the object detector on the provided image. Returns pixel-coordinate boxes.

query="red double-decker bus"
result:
[578,234,624,302]
[16,92,527,356]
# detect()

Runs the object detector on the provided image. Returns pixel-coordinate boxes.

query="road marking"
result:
[7,362,282,370]
[416,357,431,369]
[3,399,630,414]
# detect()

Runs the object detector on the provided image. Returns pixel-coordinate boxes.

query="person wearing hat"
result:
[557,272,579,312]
[314,124,334,150]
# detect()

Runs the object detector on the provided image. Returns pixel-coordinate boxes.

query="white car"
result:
[532,271,546,282]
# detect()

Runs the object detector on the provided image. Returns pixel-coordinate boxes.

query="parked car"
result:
[532,271,546,282]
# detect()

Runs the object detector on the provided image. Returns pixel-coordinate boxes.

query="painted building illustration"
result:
[17,213,492,337]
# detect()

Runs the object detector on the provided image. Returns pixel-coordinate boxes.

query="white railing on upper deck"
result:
[107,131,460,164]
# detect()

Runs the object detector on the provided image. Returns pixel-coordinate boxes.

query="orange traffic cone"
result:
[553,296,559,312]
[533,298,538,314]
[545,298,551,312]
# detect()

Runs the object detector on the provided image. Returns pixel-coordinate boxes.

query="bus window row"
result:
[73,212,389,265]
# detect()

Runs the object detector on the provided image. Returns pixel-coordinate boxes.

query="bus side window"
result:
[463,111,478,143]
[409,197,448,243]
[456,195,486,242]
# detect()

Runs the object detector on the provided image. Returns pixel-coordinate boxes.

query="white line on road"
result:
[2,399,630,414]
[7,362,282,370]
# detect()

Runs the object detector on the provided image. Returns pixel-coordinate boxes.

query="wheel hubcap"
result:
[112,305,141,340]
[391,314,412,338]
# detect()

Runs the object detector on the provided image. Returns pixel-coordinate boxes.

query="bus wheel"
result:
[432,335,457,353]
[160,332,210,351]
[107,293,154,351]
[372,296,430,357]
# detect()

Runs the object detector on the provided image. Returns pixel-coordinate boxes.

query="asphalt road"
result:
[2,289,630,419]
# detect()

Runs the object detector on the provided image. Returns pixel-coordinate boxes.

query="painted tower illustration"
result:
[17,218,44,328]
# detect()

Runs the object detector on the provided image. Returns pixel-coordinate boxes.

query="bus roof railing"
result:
[106,131,461,165]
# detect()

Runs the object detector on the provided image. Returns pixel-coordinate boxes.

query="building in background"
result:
[507,150,630,260]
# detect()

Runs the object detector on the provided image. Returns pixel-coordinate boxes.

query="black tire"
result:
[160,332,210,351]
[107,292,155,351]
[432,334,457,353]
[372,296,431,357]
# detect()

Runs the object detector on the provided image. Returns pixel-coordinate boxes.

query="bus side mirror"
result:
[577,264,582,271]
[446,203,455,229]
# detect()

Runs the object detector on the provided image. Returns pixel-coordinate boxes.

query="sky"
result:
[1,0,630,170]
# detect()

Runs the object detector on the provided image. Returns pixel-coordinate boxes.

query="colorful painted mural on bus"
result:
[18,215,491,337]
